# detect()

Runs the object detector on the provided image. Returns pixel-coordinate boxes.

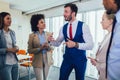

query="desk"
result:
[17,54,32,60]
[17,54,32,80]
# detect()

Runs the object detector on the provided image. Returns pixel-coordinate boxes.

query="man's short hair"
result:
[64,3,78,16]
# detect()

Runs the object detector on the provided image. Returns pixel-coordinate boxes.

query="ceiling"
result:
[1,0,85,14]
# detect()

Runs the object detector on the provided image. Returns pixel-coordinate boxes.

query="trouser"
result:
[59,60,87,80]
[34,54,49,80]
[0,63,18,80]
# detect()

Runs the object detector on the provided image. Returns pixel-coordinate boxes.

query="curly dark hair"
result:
[115,0,120,10]
[64,3,78,16]
[30,14,45,32]
[0,12,10,29]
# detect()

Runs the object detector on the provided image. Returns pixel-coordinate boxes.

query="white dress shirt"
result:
[3,30,17,65]
[51,20,93,50]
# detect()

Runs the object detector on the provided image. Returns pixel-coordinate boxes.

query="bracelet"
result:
[48,41,50,43]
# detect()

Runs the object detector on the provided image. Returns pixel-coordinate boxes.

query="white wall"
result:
[10,9,31,50]
[0,1,10,12]
[0,0,31,50]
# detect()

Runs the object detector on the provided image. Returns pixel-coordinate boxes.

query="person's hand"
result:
[15,46,19,53]
[40,42,49,50]
[88,57,97,66]
[47,33,55,42]
[64,39,76,48]
[43,42,49,49]
[7,47,19,53]
[15,46,19,51]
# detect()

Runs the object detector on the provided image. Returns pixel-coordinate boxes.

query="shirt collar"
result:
[115,9,120,23]
[3,29,10,34]
[36,31,45,35]
[68,19,78,25]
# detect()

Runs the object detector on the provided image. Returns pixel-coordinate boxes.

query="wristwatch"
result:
[75,42,79,48]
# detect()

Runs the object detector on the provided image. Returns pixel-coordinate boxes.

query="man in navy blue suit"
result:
[48,3,93,80]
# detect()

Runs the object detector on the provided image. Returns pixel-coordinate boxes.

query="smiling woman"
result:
[27,14,53,80]
[0,12,19,80]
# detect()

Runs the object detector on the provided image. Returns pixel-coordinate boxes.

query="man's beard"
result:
[64,15,72,21]
[106,9,115,14]
[106,10,113,14]
[106,8,118,14]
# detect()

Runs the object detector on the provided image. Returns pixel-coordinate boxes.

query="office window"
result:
[83,10,104,79]
[52,16,64,67]
[76,13,83,21]
[45,18,50,31]
[96,10,106,44]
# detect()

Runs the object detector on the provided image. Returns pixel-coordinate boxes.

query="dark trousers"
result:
[59,60,87,80]
[0,63,18,80]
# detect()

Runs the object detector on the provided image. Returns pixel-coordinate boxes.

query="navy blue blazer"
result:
[0,29,18,69]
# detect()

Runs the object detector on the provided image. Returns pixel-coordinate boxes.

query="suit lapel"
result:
[1,30,7,48]
[10,30,16,47]
[33,33,41,47]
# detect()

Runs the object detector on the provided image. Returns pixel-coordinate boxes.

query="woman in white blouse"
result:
[0,12,19,80]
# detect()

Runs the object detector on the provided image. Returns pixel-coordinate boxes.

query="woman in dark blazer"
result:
[0,12,19,80]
